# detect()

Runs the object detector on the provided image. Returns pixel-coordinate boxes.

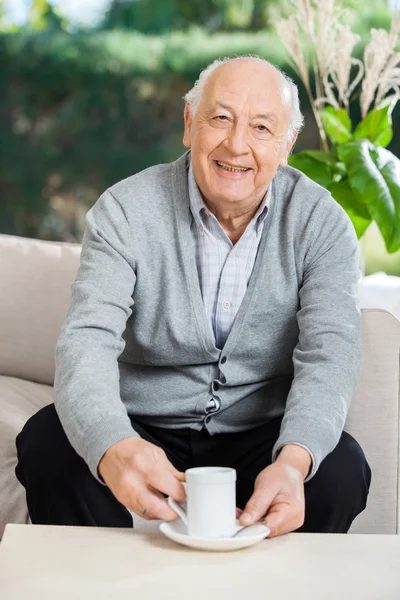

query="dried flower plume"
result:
[273,0,400,149]
[361,15,400,117]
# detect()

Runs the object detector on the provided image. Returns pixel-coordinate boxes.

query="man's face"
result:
[183,59,296,209]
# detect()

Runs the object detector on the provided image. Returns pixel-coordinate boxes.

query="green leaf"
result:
[288,152,333,189]
[338,140,400,253]
[293,150,338,165]
[321,107,352,145]
[353,105,393,148]
[329,179,371,239]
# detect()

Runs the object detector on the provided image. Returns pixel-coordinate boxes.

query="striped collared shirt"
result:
[188,155,270,350]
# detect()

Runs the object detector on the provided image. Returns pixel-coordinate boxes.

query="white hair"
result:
[183,55,304,142]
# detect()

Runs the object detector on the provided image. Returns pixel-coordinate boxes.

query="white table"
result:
[0,524,399,599]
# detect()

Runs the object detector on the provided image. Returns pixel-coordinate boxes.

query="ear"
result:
[279,130,299,168]
[182,103,193,148]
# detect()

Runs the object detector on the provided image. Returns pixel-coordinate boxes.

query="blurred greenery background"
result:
[1,0,399,275]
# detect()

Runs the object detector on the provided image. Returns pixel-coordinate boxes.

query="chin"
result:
[214,194,247,205]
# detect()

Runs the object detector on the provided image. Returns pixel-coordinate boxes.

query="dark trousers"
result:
[15,403,371,532]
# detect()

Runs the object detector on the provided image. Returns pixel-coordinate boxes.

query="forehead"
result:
[201,61,291,119]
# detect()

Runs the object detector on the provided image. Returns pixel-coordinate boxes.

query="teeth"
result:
[217,161,248,173]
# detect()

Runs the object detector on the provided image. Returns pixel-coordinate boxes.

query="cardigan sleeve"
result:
[271,195,362,481]
[54,189,140,483]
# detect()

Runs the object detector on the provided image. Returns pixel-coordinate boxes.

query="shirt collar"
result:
[188,153,270,234]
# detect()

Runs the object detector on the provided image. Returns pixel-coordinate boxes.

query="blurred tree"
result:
[100,0,391,33]
[28,0,67,31]
[0,0,69,32]
[0,0,18,31]
[100,0,275,33]
[250,0,270,29]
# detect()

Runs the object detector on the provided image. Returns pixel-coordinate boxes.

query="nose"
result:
[225,123,249,156]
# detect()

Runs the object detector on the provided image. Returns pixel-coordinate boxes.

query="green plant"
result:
[274,0,400,253]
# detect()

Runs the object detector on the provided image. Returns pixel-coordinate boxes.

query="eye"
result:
[256,124,269,132]
[215,115,229,121]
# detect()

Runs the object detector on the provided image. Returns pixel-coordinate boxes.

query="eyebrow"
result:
[210,102,279,124]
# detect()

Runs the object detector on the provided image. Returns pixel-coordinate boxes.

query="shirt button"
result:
[221,356,227,364]
[204,415,212,424]
[222,302,232,309]
[205,400,215,414]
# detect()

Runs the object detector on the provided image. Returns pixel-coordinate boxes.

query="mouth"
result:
[214,160,251,174]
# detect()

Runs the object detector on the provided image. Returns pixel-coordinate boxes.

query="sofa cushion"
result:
[0,375,53,538]
[0,373,156,537]
[0,235,81,386]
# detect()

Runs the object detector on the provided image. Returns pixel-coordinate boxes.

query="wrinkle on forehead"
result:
[200,58,291,127]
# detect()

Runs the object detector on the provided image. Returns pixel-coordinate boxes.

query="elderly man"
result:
[15,56,371,537]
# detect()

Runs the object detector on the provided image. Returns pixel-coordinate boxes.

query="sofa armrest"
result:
[346,309,400,534]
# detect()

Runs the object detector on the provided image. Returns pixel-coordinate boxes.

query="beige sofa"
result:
[0,233,399,540]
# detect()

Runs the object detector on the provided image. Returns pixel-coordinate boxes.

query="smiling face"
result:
[183,58,296,212]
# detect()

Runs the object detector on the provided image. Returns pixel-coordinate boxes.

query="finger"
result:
[148,470,186,503]
[239,486,276,525]
[133,486,180,521]
[157,456,186,490]
[128,487,158,521]
[264,504,297,538]
[236,508,243,518]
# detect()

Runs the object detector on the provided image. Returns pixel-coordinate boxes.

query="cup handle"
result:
[167,481,188,524]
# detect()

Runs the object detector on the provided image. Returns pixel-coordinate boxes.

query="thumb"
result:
[239,487,275,525]
[264,510,285,536]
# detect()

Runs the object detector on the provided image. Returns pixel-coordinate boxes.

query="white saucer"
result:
[159,519,270,552]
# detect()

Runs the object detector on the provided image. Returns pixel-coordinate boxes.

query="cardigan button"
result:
[220,356,227,364]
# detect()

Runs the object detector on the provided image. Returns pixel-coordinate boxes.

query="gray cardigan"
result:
[54,151,362,483]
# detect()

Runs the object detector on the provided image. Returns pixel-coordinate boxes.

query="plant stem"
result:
[304,78,329,152]
[311,54,330,153]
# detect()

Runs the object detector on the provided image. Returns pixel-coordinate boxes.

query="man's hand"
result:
[98,437,186,521]
[238,445,311,537]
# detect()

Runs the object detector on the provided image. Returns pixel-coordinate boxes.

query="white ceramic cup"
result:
[168,466,237,538]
